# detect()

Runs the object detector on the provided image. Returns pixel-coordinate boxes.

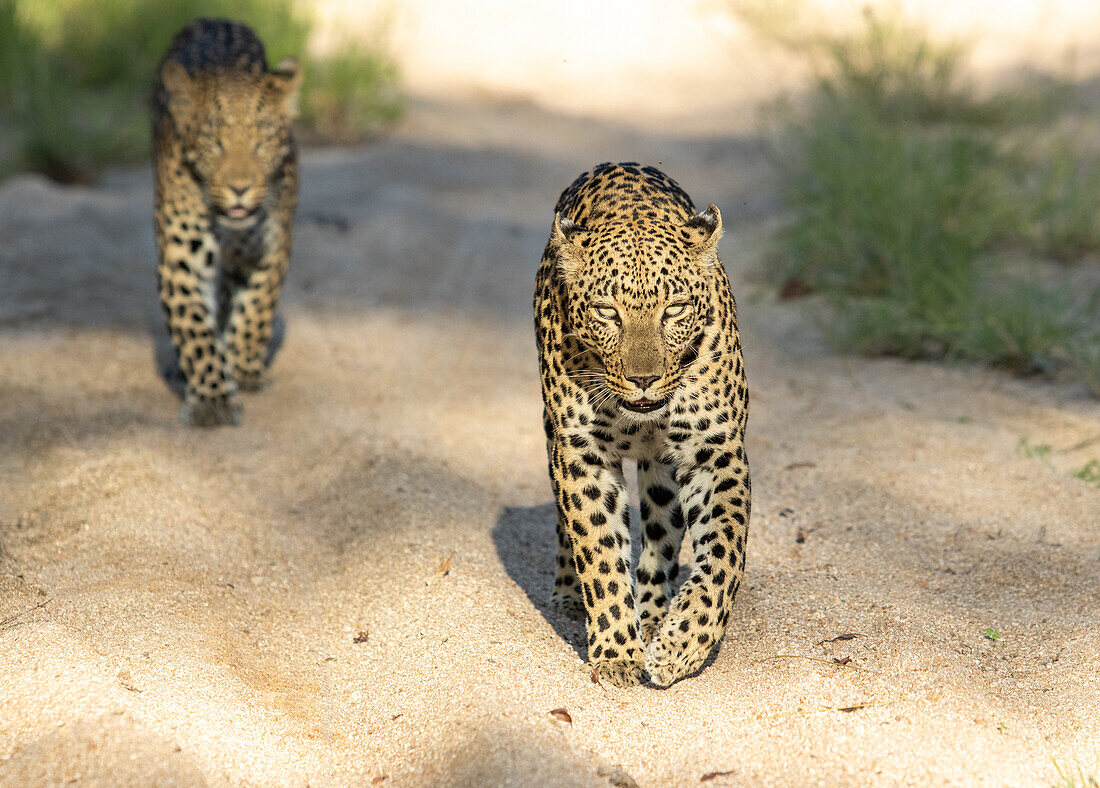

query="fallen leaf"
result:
[391,713,403,722]
[353,630,369,644]
[837,704,867,713]
[548,707,572,724]
[758,654,874,672]
[435,553,454,578]
[818,633,861,645]
[784,461,816,471]
[984,627,1001,641]
[701,769,737,781]
[795,528,806,544]
[116,670,142,693]
[590,666,607,690]
[597,764,639,787]
[371,776,387,785]
[833,656,852,665]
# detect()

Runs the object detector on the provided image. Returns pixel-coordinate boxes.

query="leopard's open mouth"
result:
[218,205,262,222]
[620,397,667,414]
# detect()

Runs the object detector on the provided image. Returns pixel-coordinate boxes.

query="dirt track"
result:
[1,97,1098,786]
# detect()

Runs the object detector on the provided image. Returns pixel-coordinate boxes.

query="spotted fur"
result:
[153,18,300,426]
[534,162,751,687]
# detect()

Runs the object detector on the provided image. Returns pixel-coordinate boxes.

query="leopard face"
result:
[551,206,722,415]
[160,59,299,229]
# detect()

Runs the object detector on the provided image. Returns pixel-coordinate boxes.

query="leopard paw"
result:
[590,657,646,687]
[178,396,242,428]
[644,626,714,687]
[235,370,268,392]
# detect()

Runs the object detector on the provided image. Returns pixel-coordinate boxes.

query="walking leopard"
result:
[153,18,300,426]
[534,162,751,687]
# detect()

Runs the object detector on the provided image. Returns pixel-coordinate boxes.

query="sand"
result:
[1,95,1098,786]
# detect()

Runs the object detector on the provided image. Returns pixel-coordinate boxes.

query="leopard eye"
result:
[664,303,691,319]
[593,305,619,321]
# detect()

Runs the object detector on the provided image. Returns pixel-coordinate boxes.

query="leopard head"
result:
[160,58,300,228]
[552,205,723,414]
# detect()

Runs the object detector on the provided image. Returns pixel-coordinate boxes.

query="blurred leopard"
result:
[153,18,300,426]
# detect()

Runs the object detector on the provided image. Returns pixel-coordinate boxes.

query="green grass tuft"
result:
[300,44,404,142]
[0,0,401,182]
[744,4,1100,395]
[1029,146,1100,262]
[1071,459,1100,486]
[1065,337,1100,398]
[1016,438,1052,461]
[1052,758,1100,788]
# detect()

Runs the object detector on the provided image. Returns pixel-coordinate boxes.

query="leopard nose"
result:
[228,183,249,197]
[627,375,659,390]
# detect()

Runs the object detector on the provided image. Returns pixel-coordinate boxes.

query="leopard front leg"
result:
[636,455,686,643]
[548,436,646,686]
[156,210,240,427]
[645,435,751,687]
[224,217,291,392]
[551,509,585,620]
[543,415,585,619]
[224,260,287,391]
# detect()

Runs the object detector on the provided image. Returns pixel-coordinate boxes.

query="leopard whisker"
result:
[562,346,598,366]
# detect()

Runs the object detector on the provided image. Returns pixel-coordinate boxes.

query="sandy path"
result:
[1,97,1098,787]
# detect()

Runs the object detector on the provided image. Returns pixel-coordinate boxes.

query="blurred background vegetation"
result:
[0,0,1096,397]
[735,3,1100,397]
[0,0,402,183]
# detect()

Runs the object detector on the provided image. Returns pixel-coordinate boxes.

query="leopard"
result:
[153,18,300,427]
[534,162,751,687]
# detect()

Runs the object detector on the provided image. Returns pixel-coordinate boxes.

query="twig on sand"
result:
[701,769,738,781]
[755,653,876,672]
[0,598,52,631]
[740,697,907,730]
[819,698,904,713]
[817,632,861,644]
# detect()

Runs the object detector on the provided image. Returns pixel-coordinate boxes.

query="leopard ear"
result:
[551,213,588,279]
[682,204,723,266]
[269,56,302,117]
[161,61,196,126]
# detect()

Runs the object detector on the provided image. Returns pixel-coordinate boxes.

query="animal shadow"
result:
[492,503,586,660]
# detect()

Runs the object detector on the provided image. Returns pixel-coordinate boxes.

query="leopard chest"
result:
[567,402,670,463]
[214,218,268,264]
